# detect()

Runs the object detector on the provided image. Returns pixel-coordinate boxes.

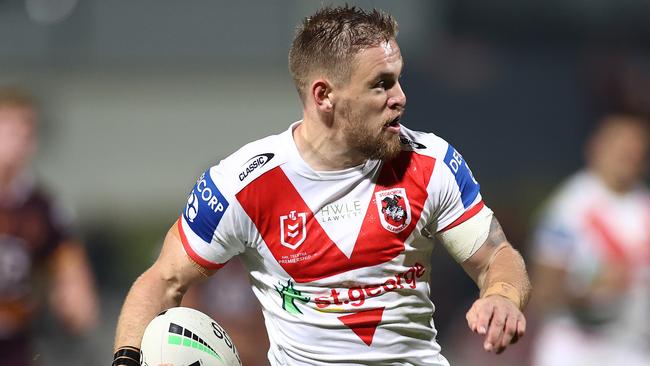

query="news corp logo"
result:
[185,192,199,222]
[239,153,274,181]
[183,170,229,242]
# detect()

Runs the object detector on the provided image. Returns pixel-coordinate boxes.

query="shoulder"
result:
[399,126,477,183]
[22,182,72,228]
[180,131,290,241]
[203,130,290,195]
[532,171,609,247]
[398,126,448,158]
[542,171,601,219]
[399,126,465,171]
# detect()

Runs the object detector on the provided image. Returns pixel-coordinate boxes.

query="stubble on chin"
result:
[343,114,402,162]
[371,132,402,161]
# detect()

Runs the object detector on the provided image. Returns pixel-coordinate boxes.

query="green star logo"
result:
[275,280,309,314]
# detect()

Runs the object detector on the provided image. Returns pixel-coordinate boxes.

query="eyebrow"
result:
[373,70,402,82]
[373,58,405,80]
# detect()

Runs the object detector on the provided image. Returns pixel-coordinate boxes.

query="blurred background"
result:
[1,0,649,365]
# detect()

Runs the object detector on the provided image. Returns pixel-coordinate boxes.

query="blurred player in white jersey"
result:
[531,115,650,366]
[113,6,531,366]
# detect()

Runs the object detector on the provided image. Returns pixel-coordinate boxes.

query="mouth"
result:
[383,115,401,133]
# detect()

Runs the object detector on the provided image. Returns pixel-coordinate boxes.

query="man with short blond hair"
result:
[114,6,530,365]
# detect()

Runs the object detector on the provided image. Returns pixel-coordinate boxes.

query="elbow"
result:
[141,262,190,305]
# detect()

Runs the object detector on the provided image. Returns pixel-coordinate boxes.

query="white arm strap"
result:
[436,206,493,263]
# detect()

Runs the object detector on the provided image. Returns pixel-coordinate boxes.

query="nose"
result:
[388,82,406,110]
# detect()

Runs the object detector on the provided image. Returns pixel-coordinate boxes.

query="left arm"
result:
[48,240,99,334]
[460,217,531,353]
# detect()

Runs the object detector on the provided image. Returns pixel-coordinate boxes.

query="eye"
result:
[374,80,386,89]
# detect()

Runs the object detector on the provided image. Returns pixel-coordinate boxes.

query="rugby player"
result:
[0,87,99,365]
[531,115,650,366]
[113,6,531,366]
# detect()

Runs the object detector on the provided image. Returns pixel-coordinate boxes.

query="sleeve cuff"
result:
[177,216,226,271]
[440,200,485,232]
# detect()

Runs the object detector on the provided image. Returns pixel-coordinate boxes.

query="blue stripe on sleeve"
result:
[182,169,229,242]
[443,144,480,208]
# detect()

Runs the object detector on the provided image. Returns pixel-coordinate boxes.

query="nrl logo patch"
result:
[280,210,307,249]
[375,188,411,233]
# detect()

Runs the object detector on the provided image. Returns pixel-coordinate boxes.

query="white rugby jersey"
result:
[178,122,489,366]
[532,171,650,352]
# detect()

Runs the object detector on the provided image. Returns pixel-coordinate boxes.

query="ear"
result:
[310,79,334,112]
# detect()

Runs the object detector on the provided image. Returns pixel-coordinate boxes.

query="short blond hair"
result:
[288,5,398,101]
[0,86,37,110]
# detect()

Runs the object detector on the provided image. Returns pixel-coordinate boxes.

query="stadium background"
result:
[1,0,649,365]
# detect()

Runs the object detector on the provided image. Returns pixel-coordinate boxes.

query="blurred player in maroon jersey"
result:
[0,87,99,365]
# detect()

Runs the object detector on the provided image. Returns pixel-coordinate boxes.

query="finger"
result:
[516,313,526,338]
[484,307,506,352]
[500,311,519,349]
[475,303,494,336]
[508,314,524,345]
[466,303,479,332]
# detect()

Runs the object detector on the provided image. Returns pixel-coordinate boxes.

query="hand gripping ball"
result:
[141,307,242,366]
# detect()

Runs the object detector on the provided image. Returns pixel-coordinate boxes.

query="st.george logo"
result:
[375,188,411,233]
[280,210,307,249]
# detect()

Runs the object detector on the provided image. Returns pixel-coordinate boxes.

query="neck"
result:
[0,165,19,197]
[293,115,366,171]
[590,167,633,195]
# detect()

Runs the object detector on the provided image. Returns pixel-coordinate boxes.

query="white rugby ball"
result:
[141,307,241,366]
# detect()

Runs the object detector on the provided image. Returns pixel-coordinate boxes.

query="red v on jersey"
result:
[237,151,436,283]
[586,209,629,264]
[338,308,385,346]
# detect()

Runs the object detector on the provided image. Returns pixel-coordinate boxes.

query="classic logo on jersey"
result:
[280,210,307,249]
[238,153,274,181]
[375,188,411,233]
[444,144,480,208]
[399,136,427,149]
[183,170,229,242]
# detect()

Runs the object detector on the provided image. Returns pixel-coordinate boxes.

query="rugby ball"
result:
[141,307,241,366]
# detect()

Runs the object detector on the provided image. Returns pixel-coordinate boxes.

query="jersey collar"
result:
[284,121,380,181]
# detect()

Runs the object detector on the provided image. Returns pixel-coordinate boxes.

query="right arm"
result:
[114,165,241,365]
[529,218,630,317]
[113,223,216,354]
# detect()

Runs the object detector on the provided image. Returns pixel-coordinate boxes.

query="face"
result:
[588,117,649,192]
[333,39,406,161]
[0,105,36,172]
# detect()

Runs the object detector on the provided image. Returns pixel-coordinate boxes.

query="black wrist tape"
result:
[112,346,141,366]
